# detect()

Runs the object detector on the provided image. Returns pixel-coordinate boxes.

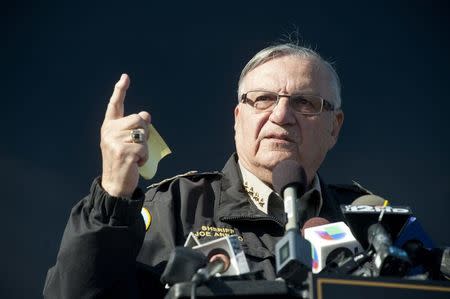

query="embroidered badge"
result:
[192,225,244,242]
[243,181,265,208]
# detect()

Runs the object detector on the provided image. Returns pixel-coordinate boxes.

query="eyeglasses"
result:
[240,90,336,115]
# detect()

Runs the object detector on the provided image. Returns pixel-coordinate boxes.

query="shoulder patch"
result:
[147,170,222,189]
[141,207,152,231]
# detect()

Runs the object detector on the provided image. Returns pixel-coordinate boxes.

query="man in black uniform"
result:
[44,44,369,298]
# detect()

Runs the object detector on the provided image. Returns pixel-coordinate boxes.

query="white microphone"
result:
[304,220,363,273]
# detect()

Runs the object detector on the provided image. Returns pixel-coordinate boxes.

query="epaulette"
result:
[328,180,374,195]
[147,170,222,189]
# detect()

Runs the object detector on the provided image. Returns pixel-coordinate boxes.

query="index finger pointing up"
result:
[104,73,131,120]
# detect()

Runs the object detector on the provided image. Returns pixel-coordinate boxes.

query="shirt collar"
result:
[239,160,273,213]
[238,160,323,215]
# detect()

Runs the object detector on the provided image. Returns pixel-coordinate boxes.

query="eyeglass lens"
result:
[247,91,323,114]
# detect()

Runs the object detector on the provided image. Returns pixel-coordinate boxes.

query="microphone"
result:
[303,218,363,273]
[342,195,412,249]
[441,248,450,280]
[394,216,436,276]
[342,194,448,279]
[368,223,411,276]
[394,216,450,280]
[273,160,312,285]
[160,247,207,285]
[322,248,375,275]
[402,241,450,280]
[274,227,312,285]
[273,159,307,231]
[341,195,413,277]
[395,216,435,250]
[190,235,250,276]
[191,249,231,285]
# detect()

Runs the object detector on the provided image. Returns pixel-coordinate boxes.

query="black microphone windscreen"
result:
[272,160,307,196]
[160,247,207,285]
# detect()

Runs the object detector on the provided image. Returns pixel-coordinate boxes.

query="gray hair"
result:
[237,43,342,109]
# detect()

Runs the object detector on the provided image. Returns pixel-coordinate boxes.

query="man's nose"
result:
[269,96,296,125]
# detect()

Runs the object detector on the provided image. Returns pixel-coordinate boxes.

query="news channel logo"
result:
[315,225,346,240]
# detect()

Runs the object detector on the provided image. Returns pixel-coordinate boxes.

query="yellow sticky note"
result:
[139,124,171,180]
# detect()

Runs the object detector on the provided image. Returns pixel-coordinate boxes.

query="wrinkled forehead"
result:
[240,55,339,102]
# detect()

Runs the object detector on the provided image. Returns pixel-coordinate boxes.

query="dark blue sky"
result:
[2,1,449,298]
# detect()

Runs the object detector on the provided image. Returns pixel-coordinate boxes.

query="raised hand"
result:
[100,74,151,197]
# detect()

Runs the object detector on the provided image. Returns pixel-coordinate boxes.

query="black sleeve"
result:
[43,178,151,299]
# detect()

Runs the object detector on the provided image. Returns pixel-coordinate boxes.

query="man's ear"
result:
[234,104,240,131]
[329,110,344,148]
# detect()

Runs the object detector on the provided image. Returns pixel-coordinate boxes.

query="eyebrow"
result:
[246,88,274,93]
[248,89,320,96]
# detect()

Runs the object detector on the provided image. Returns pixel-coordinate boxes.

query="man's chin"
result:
[256,150,300,169]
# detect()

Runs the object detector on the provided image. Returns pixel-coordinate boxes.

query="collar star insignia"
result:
[243,181,265,208]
